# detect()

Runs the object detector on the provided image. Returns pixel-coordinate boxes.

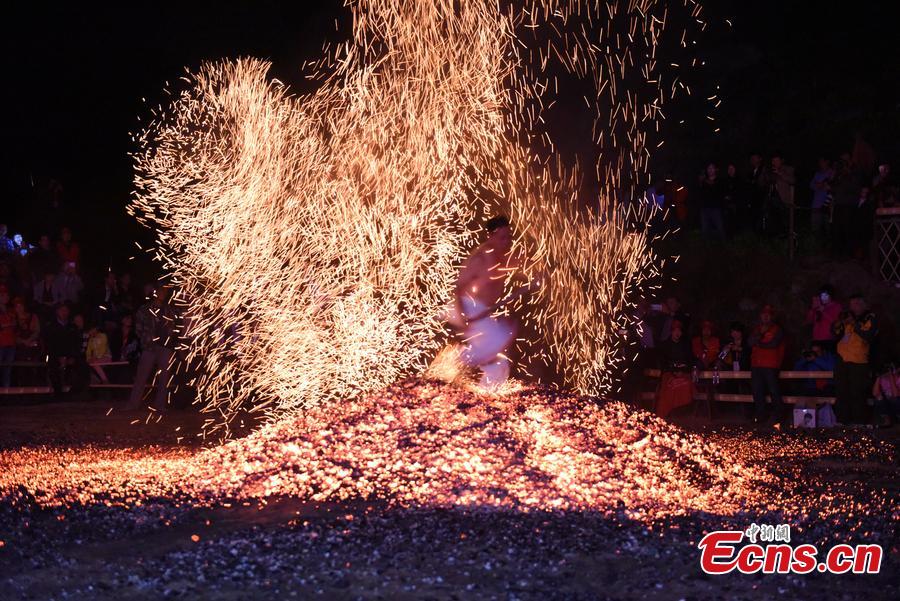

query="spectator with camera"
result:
[719,321,751,369]
[692,319,721,369]
[805,284,842,352]
[832,293,877,424]
[794,342,836,396]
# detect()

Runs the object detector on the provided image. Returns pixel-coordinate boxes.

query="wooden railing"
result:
[641,368,835,414]
[0,360,136,395]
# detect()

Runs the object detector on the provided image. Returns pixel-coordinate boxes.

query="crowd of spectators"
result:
[632,286,898,428]
[651,139,897,260]
[0,222,176,410]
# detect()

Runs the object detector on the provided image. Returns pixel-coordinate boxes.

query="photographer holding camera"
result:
[805,284,841,353]
[832,293,877,425]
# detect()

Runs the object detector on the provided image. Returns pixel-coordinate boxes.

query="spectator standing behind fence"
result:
[12,297,40,361]
[56,226,80,268]
[128,287,177,411]
[655,320,694,418]
[53,261,83,306]
[28,235,58,282]
[0,286,15,387]
[872,363,899,427]
[0,225,14,256]
[794,342,836,396]
[692,320,721,369]
[0,262,22,300]
[849,186,877,261]
[43,303,84,397]
[698,163,726,240]
[110,313,140,363]
[117,273,137,316]
[656,296,691,344]
[719,321,751,371]
[34,272,57,322]
[805,285,842,352]
[749,305,786,424]
[85,324,111,384]
[832,294,877,424]
[748,154,769,230]
[830,153,861,254]
[93,270,120,329]
[763,155,795,235]
[809,158,834,234]
[722,164,744,232]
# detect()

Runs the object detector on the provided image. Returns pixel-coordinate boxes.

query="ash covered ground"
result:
[0,380,897,600]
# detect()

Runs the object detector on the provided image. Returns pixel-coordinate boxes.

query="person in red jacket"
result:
[692,319,721,369]
[748,305,785,424]
[0,285,15,387]
[56,226,81,268]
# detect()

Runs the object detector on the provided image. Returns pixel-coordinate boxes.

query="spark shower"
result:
[130,0,709,433]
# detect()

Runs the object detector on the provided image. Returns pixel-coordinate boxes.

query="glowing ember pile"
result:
[186,380,764,518]
[130,0,714,433]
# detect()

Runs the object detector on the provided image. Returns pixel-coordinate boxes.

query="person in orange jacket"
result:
[748,305,785,424]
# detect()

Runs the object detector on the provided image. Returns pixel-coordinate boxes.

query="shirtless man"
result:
[452,216,523,390]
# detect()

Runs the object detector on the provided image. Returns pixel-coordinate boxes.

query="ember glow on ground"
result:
[1,383,897,598]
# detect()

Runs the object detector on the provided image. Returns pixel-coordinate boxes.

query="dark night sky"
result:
[3,1,899,268]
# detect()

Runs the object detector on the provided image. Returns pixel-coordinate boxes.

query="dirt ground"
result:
[0,397,898,600]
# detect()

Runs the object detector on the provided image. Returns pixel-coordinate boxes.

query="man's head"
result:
[760,304,774,325]
[152,285,171,307]
[771,155,783,171]
[670,320,683,342]
[729,321,745,341]
[727,164,737,178]
[750,154,762,168]
[12,297,26,315]
[485,215,512,252]
[60,226,72,243]
[56,303,70,323]
[848,293,867,316]
[818,284,835,305]
[706,163,718,178]
[701,319,714,338]
[73,314,85,330]
[810,342,824,358]
[39,234,51,250]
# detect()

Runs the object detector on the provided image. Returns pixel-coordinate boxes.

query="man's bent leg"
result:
[152,348,174,411]
[479,354,510,391]
[128,349,157,408]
